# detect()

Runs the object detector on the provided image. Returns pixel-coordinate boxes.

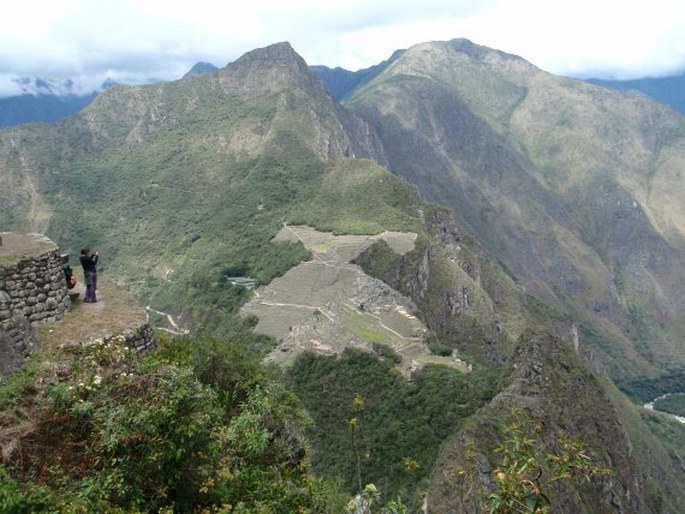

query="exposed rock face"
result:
[346,38,685,377]
[428,331,680,513]
[220,42,387,163]
[354,207,505,362]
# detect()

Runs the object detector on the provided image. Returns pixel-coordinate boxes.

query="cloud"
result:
[0,0,684,97]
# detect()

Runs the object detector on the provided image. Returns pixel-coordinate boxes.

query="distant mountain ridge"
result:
[0,77,116,127]
[0,61,224,128]
[589,72,685,114]
[312,51,685,115]
[309,49,405,101]
[3,56,684,130]
[183,61,219,78]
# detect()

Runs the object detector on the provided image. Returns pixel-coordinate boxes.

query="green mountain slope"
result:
[346,38,685,381]
[1,40,684,512]
[0,42,392,340]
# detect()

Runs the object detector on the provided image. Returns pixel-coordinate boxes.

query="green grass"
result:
[344,312,394,345]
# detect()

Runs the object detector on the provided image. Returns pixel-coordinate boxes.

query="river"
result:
[644,393,685,424]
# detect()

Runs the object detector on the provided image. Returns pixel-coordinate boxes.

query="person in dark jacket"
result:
[79,247,99,303]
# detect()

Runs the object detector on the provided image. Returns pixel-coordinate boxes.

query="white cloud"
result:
[0,0,684,96]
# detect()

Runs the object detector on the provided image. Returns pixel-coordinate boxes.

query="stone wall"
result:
[119,322,156,353]
[0,242,71,377]
[0,314,37,378]
[0,247,71,324]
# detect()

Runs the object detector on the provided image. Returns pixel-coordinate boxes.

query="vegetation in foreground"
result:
[1,329,613,513]
[0,335,348,513]
[287,349,507,504]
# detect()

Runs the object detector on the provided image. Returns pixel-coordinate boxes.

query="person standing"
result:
[79,247,99,303]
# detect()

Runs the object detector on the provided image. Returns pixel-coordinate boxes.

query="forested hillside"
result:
[1,40,684,512]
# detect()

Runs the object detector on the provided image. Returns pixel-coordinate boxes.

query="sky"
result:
[1,0,685,96]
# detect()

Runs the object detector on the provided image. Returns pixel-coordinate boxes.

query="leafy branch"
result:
[488,409,611,514]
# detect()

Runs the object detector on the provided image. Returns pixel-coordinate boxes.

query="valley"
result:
[645,393,685,423]
[1,39,684,512]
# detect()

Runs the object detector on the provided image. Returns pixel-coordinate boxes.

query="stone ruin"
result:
[0,233,72,377]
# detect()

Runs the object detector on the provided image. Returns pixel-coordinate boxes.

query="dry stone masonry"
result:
[0,233,71,376]
[119,323,156,353]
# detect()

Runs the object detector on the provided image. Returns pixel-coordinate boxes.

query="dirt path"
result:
[36,277,147,347]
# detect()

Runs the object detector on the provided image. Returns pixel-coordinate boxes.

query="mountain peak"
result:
[230,41,309,75]
[442,38,531,66]
[217,41,326,99]
[183,62,219,78]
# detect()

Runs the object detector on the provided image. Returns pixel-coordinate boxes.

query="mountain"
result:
[1,40,684,512]
[310,49,405,101]
[0,61,224,128]
[338,40,685,507]
[589,72,685,114]
[183,61,219,78]
[345,38,685,380]
[0,41,389,341]
[0,78,116,128]
[0,92,97,128]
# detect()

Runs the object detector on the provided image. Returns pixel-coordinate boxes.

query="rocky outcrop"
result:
[120,323,156,353]
[428,330,679,513]
[355,207,502,357]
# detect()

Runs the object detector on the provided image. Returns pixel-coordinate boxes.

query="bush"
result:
[425,333,453,356]
[372,342,403,363]
[0,335,346,512]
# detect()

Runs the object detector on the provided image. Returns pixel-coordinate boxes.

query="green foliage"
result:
[616,372,685,404]
[371,342,403,364]
[0,465,55,514]
[353,239,403,280]
[294,160,422,235]
[652,394,685,417]
[0,335,347,512]
[424,333,453,357]
[346,483,409,514]
[287,349,505,504]
[488,410,610,514]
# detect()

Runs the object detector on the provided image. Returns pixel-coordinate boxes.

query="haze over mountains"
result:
[589,72,685,114]
[0,77,116,128]
[1,39,684,511]
[3,47,684,129]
